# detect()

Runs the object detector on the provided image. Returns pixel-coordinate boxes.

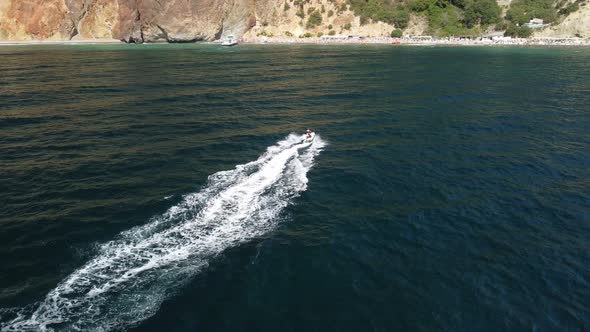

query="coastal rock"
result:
[0,0,74,40]
[77,0,119,39]
[130,0,256,42]
[0,0,254,42]
[105,0,254,42]
[111,0,141,42]
[1,0,589,42]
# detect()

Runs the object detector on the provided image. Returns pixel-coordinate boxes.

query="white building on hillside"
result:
[523,18,546,29]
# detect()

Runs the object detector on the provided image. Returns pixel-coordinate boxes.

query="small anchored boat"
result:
[221,35,238,46]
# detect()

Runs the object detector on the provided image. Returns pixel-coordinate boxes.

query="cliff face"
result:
[0,0,73,40]
[0,0,589,41]
[0,0,399,42]
[0,0,256,42]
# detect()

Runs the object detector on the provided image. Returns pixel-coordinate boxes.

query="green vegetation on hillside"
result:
[392,8,410,29]
[463,0,502,27]
[505,0,557,24]
[287,0,577,38]
[299,32,314,38]
[257,31,275,37]
[501,0,584,37]
[556,0,584,16]
[558,2,579,15]
[307,10,323,28]
[346,0,406,26]
[391,28,403,37]
[347,0,502,36]
[296,7,305,18]
[504,23,533,37]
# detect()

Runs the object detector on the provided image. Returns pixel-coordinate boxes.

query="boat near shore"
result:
[221,35,238,46]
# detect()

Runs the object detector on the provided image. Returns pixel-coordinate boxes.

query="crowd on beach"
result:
[240,35,590,46]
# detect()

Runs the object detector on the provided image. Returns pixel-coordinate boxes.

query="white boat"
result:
[221,35,238,46]
[304,132,315,143]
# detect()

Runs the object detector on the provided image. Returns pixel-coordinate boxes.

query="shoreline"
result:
[0,38,123,46]
[240,36,590,47]
[2,36,589,47]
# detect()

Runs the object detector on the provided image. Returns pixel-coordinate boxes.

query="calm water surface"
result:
[1,44,589,331]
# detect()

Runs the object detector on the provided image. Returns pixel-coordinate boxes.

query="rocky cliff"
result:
[0,0,399,42]
[0,0,588,42]
[0,0,260,42]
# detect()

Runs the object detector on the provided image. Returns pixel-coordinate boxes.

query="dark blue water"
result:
[1,44,589,331]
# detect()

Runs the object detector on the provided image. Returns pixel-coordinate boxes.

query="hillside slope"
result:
[243,0,398,39]
[536,2,590,37]
[0,0,588,41]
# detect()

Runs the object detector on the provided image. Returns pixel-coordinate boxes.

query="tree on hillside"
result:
[505,0,557,24]
[307,10,323,28]
[463,0,501,28]
[504,23,533,37]
[347,0,396,24]
[391,28,403,37]
[450,0,468,9]
[392,8,410,29]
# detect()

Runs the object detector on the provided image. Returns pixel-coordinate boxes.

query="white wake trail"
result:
[0,133,325,332]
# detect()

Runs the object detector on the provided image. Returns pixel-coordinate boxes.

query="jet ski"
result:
[304,132,315,143]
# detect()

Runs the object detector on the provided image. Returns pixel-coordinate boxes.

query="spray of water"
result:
[0,133,325,332]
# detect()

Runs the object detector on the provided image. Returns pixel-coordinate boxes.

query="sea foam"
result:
[0,133,325,332]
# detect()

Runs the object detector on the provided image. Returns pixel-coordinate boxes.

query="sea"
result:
[0,44,589,332]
